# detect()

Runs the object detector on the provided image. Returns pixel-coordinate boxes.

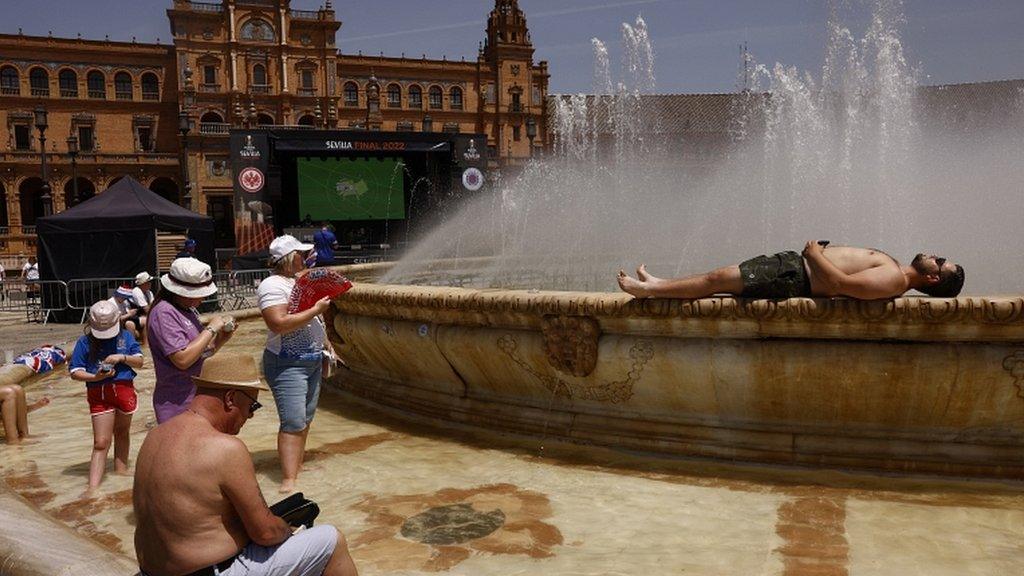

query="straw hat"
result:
[88,300,121,339]
[160,257,218,298]
[191,352,269,391]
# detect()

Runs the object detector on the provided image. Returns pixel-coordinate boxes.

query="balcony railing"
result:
[142,91,159,101]
[30,87,49,97]
[297,87,317,97]
[187,1,224,13]
[1,86,19,96]
[0,227,8,236]
[20,226,36,235]
[88,90,106,99]
[289,9,319,19]
[250,85,271,94]
[116,91,133,100]
[199,84,221,93]
[60,88,78,98]
[509,102,524,113]
[343,98,358,107]
[200,122,231,135]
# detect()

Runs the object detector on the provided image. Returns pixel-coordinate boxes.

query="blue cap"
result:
[184,239,197,250]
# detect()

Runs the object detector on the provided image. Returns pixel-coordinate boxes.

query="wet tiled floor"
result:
[2,320,1022,575]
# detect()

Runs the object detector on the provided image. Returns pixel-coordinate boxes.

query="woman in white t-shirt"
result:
[258,235,332,494]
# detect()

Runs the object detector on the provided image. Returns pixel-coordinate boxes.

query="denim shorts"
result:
[263,349,322,433]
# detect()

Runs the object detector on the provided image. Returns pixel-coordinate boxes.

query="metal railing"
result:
[199,83,221,93]
[203,268,272,311]
[0,279,67,324]
[20,226,36,235]
[1,86,19,96]
[200,122,231,135]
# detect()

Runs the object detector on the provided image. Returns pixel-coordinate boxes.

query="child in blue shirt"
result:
[69,300,144,497]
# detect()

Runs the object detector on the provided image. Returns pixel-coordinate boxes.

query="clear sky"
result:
[2,0,1021,94]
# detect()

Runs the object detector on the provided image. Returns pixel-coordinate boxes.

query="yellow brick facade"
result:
[0,0,548,255]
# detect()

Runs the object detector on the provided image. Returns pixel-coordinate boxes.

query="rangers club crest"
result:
[238,167,265,193]
[462,167,484,191]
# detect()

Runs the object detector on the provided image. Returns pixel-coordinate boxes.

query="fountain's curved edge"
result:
[326,262,1024,479]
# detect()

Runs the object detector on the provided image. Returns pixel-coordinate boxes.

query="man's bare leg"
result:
[323,528,359,576]
[618,264,744,299]
[1,387,19,444]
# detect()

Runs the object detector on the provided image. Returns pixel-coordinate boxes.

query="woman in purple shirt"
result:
[146,258,235,423]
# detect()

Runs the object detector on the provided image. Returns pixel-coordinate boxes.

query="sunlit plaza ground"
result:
[2,318,1022,575]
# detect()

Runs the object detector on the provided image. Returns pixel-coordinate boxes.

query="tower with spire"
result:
[480,0,548,164]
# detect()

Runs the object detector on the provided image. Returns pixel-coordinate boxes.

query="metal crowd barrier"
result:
[0,279,68,324]
[0,269,273,325]
[65,276,137,323]
[203,268,272,312]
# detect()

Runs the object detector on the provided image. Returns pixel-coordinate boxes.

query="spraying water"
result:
[385,0,1024,295]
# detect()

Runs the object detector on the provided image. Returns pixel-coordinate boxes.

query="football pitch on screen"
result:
[297,157,406,220]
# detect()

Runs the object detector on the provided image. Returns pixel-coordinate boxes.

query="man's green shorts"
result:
[739,251,812,299]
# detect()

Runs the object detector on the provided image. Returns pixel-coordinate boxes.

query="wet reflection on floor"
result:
[2,320,1023,575]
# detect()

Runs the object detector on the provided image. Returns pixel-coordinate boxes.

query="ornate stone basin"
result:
[326,262,1024,479]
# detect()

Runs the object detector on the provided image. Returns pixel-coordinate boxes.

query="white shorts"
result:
[220,524,337,576]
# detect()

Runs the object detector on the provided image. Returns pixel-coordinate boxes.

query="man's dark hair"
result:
[918,264,965,298]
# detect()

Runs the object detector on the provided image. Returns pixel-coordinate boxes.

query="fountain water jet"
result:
[326,1,1024,479]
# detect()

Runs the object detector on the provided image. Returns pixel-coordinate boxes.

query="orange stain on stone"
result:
[350,483,563,572]
[4,464,57,507]
[306,432,401,462]
[774,496,849,576]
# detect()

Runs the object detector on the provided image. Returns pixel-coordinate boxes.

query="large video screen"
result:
[297,157,405,220]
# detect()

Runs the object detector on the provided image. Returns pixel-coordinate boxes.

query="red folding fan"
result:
[287,268,353,313]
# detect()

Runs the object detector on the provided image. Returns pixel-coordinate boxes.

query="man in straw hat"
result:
[133,352,358,576]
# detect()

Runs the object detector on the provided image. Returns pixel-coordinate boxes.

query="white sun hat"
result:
[269,234,314,264]
[160,257,218,299]
[88,300,121,339]
[135,271,154,286]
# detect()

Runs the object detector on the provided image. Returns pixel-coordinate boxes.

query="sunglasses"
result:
[236,390,262,415]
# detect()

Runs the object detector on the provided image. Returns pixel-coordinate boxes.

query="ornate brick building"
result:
[0,0,549,254]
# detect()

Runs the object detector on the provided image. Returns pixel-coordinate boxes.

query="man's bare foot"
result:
[112,468,133,477]
[636,264,650,282]
[617,270,649,298]
[279,479,298,494]
[27,397,50,413]
[80,487,99,500]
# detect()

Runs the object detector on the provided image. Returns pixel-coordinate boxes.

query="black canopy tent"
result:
[36,176,215,320]
[37,176,215,279]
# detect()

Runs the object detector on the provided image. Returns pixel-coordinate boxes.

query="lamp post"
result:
[66,135,79,205]
[525,116,537,159]
[34,107,53,216]
[178,110,192,209]
[422,114,432,133]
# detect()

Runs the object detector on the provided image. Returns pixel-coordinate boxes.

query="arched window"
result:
[297,114,316,127]
[200,111,224,124]
[29,67,49,97]
[256,113,275,126]
[114,72,133,100]
[252,64,267,92]
[408,85,422,109]
[343,81,358,107]
[240,18,275,42]
[141,72,159,100]
[59,69,78,98]
[87,71,106,99]
[386,84,401,108]
[450,86,463,110]
[0,66,19,95]
[428,85,443,110]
